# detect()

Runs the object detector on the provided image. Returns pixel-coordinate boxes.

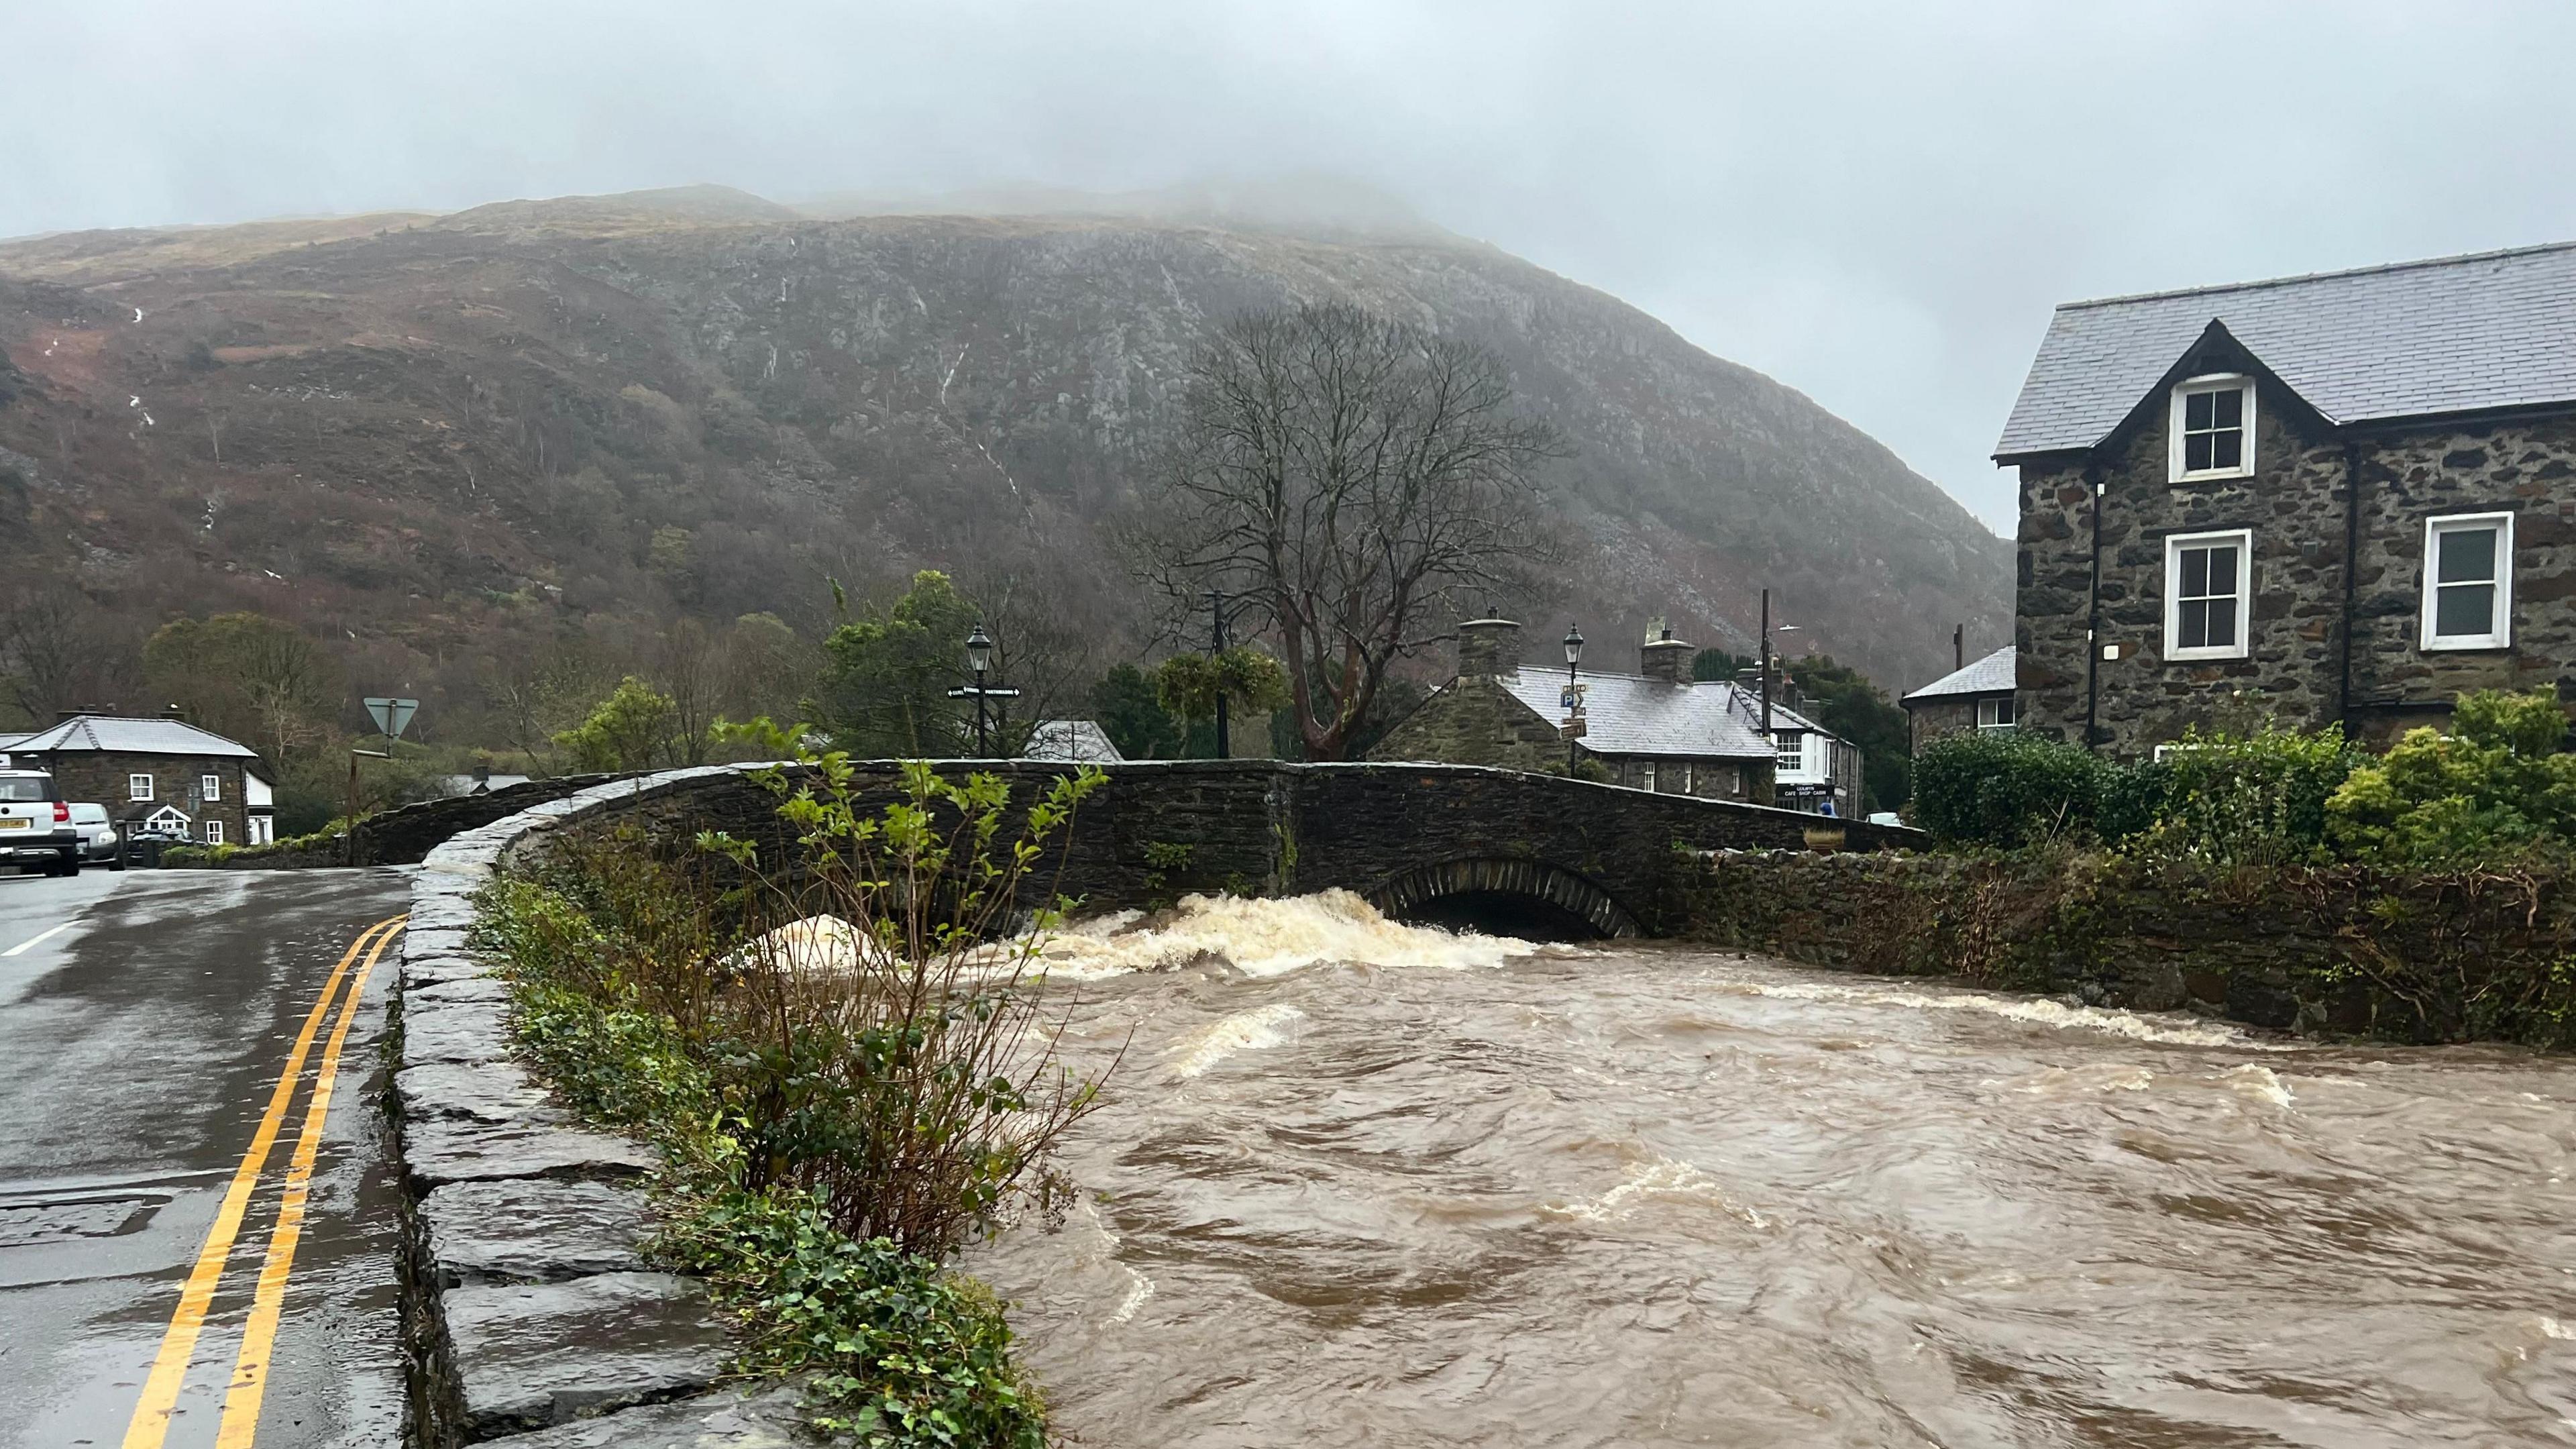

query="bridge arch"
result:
[1366,856,1642,941]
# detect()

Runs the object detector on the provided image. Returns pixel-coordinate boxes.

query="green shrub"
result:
[1909,730,2112,847]
[478,861,1055,1447]
[2326,688,2576,866]
[2125,724,2359,866]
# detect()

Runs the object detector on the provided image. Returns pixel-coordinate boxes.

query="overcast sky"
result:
[17,1,2576,531]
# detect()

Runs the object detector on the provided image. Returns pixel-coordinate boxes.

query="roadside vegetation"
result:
[1910,686,2576,869]
[1864,687,2576,1048]
[473,757,1113,1445]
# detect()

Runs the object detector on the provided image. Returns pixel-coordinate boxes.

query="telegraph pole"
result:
[1758,588,1773,735]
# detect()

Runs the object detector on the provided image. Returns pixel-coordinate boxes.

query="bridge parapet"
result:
[507,759,1922,939]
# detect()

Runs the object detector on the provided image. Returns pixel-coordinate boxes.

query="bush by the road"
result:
[474,756,1112,1445]
[1915,687,2575,870]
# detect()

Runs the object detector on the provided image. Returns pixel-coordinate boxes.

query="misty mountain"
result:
[0,184,2007,731]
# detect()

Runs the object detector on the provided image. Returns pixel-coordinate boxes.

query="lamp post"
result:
[1204,588,1232,759]
[947,622,1018,757]
[1562,623,1585,774]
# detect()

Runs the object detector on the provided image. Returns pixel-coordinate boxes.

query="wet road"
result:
[0,867,411,1449]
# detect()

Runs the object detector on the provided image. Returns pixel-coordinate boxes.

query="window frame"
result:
[2419,511,2514,651]
[1977,696,2018,730]
[2163,527,2254,661]
[2167,374,2257,483]
[201,773,221,802]
[129,773,154,802]
[205,819,224,845]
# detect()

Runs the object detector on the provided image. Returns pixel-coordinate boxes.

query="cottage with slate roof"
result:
[1369,618,1862,815]
[1902,645,2019,750]
[1995,241,2576,755]
[0,714,277,846]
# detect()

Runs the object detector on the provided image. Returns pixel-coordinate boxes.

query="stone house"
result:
[1995,241,2576,755]
[1370,618,1862,814]
[1901,645,2019,750]
[0,714,277,846]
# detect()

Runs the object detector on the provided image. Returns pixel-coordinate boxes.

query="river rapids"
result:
[967,891,2576,1446]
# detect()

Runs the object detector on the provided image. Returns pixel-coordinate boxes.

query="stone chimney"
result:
[1456,616,1522,678]
[1639,620,1695,686]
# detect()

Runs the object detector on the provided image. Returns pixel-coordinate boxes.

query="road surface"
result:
[0,866,413,1448]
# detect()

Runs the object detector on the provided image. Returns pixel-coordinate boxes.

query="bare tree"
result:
[1139,303,1565,759]
[1,591,123,722]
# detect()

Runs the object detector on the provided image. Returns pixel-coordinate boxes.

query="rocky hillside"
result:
[0,186,2008,731]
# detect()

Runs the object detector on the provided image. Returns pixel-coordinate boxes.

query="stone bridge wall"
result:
[522,759,1921,936]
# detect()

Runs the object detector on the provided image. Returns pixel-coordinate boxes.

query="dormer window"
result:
[2169,374,2255,482]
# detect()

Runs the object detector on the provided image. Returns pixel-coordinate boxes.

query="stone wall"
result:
[194,775,626,870]
[1904,696,1983,751]
[1684,847,2576,1046]
[396,769,807,1446]
[519,761,1921,938]
[2016,357,2576,755]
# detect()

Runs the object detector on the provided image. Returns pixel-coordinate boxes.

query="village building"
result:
[1370,617,1862,815]
[1996,241,2576,756]
[0,714,277,846]
[1022,718,1126,763]
[1900,644,2019,750]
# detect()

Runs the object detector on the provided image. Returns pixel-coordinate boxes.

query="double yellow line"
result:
[120,914,407,1449]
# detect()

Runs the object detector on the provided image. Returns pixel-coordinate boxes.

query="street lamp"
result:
[1562,623,1585,774]
[947,621,1018,756]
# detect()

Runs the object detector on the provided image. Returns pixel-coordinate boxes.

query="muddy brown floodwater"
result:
[966,892,2576,1448]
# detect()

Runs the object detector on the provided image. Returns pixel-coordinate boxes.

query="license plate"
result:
[0,819,27,830]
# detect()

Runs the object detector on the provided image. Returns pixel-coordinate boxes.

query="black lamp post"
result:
[947,621,1018,757]
[1562,623,1585,774]
[1204,588,1231,759]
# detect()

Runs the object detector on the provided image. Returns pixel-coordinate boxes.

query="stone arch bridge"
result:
[495,760,1920,939]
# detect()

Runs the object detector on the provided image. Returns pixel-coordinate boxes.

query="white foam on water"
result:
[1164,1004,1305,1081]
[2221,1064,2295,1107]
[1545,1158,1768,1229]
[2541,1316,2575,1340]
[726,914,868,976]
[1732,979,2279,1049]
[1032,890,1539,980]
[1108,1267,1156,1325]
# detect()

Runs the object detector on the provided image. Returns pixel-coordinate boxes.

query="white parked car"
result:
[0,769,80,877]
[67,804,123,869]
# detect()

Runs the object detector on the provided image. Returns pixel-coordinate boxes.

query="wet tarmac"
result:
[0,866,412,1448]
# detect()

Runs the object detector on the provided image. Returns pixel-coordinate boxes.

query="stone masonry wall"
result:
[2018,368,2576,755]
[523,761,1921,939]
[1904,697,1984,751]
[1684,848,2576,1046]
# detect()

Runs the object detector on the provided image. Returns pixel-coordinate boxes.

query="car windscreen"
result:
[0,778,52,802]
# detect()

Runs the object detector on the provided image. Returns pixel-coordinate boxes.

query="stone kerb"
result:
[395,765,801,1446]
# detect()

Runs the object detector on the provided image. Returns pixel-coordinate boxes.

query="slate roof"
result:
[1902,645,2017,703]
[1022,718,1125,763]
[6,715,261,759]
[1493,671,1835,760]
[1996,240,2576,459]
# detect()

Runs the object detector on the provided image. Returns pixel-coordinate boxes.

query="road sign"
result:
[364,697,419,739]
[1560,683,1587,710]
[1559,718,1588,739]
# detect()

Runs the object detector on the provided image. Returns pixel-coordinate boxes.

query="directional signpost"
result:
[350,697,419,864]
